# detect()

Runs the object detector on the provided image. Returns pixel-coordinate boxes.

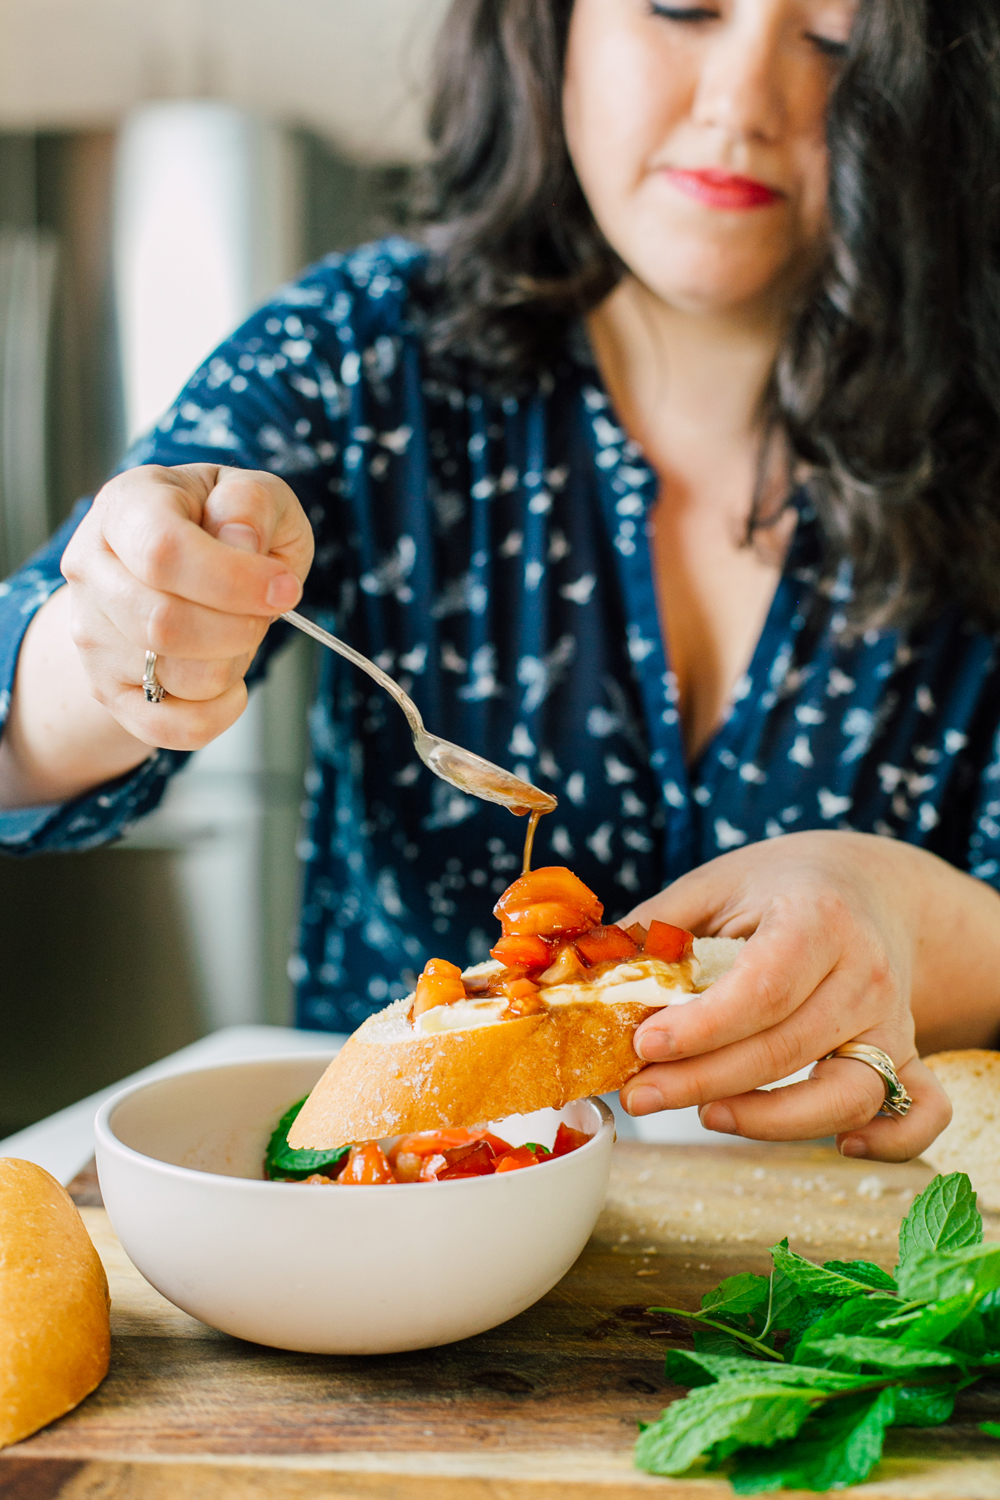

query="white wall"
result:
[0,0,449,162]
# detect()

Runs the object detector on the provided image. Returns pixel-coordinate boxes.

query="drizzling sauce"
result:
[522,807,544,874]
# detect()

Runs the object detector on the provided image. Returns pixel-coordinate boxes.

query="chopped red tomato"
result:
[642,920,695,965]
[490,932,554,970]
[500,974,542,1004]
[336,1142,396,1184]
[494,1145,540,1172]
[574,924,639,966]
[328,1121,592,1186]
[388,1127,505,1166]
[500,900,598,938]
[412,957,467,1017]
[436,1140,499,1179]
[494,867,603,936]
[552,1123,593,1158]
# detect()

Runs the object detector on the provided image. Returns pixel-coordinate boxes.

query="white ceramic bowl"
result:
[95,1055,614,1354]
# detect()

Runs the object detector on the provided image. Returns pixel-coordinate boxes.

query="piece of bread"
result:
[922,1050,1000,1211]
[290,936,744,1148]
[0,1158,111,1450]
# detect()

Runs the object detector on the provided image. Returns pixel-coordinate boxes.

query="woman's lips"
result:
[663,168,783,210]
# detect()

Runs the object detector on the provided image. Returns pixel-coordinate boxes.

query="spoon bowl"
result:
[281,609,557,817]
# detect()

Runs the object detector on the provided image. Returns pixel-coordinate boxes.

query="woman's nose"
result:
[689,13,787,145]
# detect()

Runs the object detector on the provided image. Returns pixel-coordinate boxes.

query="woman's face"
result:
[564,0,857,317]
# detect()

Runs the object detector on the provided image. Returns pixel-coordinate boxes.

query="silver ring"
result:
[823,1042,913,1118]
[142,650,166,704]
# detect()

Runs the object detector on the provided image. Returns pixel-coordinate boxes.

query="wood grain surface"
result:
[3,1142,1000,1499]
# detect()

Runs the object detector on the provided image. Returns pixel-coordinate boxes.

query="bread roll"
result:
[0,1158,110,1449]
[922,1050,1000,1211]
[290,936,743,1149]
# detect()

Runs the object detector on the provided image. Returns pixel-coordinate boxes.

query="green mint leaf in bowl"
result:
[982,1422,1000,1439]
[264,1096,350,1181]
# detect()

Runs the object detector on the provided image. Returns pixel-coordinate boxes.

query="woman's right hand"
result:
[60,463,314,751]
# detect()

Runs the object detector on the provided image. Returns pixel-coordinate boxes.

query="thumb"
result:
[202,466,313,596]
[215,522,261,554]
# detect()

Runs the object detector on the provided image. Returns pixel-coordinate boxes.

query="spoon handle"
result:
[280,610,425,737]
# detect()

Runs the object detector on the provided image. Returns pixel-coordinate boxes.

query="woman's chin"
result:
[630,258,799,321]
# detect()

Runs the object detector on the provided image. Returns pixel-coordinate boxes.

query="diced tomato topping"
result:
[552,1122,593,1157]
[498,900,597,938]
[494,867,603,937]
[538,943,588,985]
[494,1145,540,1173]
[335,1142,396,1184]
[412,957,467,1017]
[574,924,639,966]
[388,1128,503,1165]
[317,1123,590,1187]
[490,932,555,970]
[642,920,695,965]
[436,1140,499,1179]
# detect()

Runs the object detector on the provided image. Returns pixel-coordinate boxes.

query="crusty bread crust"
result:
[289,937,743,1148]
[922,1050,1000,1211]
[0,1158,111,1450]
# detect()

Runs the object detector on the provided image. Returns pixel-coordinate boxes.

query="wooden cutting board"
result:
[3,1142,1000,1500]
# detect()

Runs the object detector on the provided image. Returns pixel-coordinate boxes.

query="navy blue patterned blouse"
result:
[2,238,1000,1032]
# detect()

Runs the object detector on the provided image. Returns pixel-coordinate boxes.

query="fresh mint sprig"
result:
[635,1172,999,1492]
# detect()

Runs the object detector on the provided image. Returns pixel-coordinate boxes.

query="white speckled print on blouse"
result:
[2,239,1000,1033]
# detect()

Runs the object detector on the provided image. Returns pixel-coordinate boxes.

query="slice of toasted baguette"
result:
[922,1050,1000,1211]
[289,936,744,1148]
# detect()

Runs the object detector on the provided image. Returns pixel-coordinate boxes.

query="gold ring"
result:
[142,650,166,704]
[822,1043,913,1118]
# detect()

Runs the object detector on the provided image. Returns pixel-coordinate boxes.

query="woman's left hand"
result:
[619,830,983,1162]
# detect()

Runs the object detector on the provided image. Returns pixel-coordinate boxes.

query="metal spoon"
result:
[280,610,557,817]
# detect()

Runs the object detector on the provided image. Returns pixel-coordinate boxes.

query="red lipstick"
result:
[663,168,782,210]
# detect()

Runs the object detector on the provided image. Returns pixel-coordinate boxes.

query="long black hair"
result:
[413,0,1000,631]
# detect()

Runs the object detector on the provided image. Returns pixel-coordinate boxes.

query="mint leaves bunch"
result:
[635,1173,1000,1492]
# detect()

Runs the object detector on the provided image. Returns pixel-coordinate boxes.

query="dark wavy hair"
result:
[412,0,1000,631]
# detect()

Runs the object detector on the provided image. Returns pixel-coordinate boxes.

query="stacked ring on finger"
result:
[823,1042,913,1118]
[142,650,166,704]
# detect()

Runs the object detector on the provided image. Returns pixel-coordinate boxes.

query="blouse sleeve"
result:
[0,240,413,856]
[968,723,1000,891]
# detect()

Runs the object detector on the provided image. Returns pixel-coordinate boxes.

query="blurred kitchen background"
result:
[0,0,451,1135]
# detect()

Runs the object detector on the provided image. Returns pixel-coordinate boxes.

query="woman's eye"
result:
[806,32,849,59]
[649,5,721,21]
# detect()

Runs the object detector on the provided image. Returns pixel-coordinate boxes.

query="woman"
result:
[1,0,998,1163]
